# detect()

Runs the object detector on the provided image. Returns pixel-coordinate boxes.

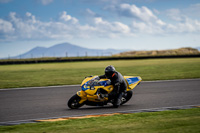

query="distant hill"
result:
[114,47,200,56]
[15,43,127,59]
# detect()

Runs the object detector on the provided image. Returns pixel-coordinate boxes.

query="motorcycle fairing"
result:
[78,76,142,104]
[77,89,109,104]
[82,79,113,96]
[124,76,142,91]
[77,91,87,104]
[81,75,141,87]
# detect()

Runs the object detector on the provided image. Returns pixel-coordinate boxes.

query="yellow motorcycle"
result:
[68,76,142,109]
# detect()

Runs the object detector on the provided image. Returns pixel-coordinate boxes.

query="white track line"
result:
[0,84,80,91]
[142,78,200,82]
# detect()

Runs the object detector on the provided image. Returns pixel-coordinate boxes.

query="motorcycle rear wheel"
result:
[68,94,84,109]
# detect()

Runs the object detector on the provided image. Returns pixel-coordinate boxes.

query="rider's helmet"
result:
[105,65,116,78]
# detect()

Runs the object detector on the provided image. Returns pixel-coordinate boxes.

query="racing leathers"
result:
[96,71,127,108]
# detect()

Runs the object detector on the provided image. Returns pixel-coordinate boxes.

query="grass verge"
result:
[0,108,199,133]
[0,58,200,89]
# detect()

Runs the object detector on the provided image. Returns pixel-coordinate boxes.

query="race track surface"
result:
[0,79,200,124]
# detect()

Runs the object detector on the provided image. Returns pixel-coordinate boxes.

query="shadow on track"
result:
[66,104,131,111]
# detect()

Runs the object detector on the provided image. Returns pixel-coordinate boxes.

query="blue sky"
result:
[0,0,200,58]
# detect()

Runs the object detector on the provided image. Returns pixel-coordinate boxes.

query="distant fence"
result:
[0,54,200,65]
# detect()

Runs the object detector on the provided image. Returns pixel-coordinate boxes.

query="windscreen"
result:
[87,80,101,87]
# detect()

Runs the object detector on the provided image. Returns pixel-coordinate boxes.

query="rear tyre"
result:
[121,91,133,105]
[68,94,84,109]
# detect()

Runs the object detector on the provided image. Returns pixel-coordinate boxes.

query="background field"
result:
[0,58,200,89]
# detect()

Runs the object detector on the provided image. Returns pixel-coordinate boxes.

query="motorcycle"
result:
[68,76,142,109]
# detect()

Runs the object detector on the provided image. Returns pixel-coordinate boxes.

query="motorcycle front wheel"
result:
[68,94,84,109]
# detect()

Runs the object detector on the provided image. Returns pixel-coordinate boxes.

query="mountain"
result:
[114,47,200,56]
[15,43,127,59]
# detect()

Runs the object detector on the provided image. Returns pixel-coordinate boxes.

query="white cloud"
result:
[86,9,96,16]
[106,3,157,22]
[1,3,200,42]
[85,9,98,17]
[6,12,80,40]
[59,11,78,24]
[153,8,160,15]
[156,19,166,26]
[26,12,32,17]
[113,22,130,34]
[0,19,14,33]
[26,12,37,23]
[8,12,42,39]
[165,3,200,22]
[173,18,200,33]
[0,11,133,41]
[38,0,53,5]
[132,21,165,34]
[105,3,200,35]
[82,0,125,5]
[106,3,167,34]
[164,5,200,34]
[94,17,132,37]
[131,12,200,35]
[166,8,186,22]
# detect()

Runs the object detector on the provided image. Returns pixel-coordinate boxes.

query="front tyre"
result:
[68,94,84,109]
[121,91,133,105]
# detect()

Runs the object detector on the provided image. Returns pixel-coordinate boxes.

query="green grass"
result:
[0,108,199,133]
[0,58,200,89]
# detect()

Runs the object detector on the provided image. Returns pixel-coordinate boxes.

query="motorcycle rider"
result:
[93,65,127,108]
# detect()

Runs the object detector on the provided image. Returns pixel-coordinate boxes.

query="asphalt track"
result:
[0,79,200,125]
